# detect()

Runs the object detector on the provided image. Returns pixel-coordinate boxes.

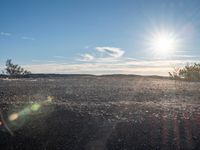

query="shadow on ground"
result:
[0,105,200,150]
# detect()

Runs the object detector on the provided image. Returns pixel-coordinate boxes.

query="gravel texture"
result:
[0,75,200,150]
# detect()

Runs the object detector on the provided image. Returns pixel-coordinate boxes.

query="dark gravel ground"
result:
[0,75,200,150]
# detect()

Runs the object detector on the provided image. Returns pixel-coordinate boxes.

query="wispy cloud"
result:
[24,58,200,76]
[26,46,200,76]
[78,53,94,61]
[76,46,125,63]
[21,36,35,41]
[0,32,11,36]
[31,59,56,63]
[0,32,36,41]
[173,54,199,59]
[96,47,124,58]
[54,56,68,59]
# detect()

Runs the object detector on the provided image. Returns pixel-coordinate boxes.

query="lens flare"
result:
[9,113,19,121]
[20,108,31,116]
[31,103,41,111]
[1,96,53,136]
[47,96,53,102]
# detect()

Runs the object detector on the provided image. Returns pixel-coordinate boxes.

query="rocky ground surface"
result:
[0,75,200,150]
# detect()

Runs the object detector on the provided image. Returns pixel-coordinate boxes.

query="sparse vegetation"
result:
[169,63,200,81]
[4,59,31,76]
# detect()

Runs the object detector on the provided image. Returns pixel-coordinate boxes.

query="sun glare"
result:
[149,30,178,57]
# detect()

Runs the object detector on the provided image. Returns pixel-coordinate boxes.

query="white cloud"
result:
[76,46,125,62]
[96,47,124,58]
[0,32,11,36]
[78,53,95,61]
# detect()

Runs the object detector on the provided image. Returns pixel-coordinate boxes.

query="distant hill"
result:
[0,73,169,79]
[0,74,95,78]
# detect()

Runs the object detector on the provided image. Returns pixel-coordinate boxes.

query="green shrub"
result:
[169,63,200,81]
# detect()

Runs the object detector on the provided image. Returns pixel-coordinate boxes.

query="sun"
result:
[149,30,177,57]
[152,34,174,52]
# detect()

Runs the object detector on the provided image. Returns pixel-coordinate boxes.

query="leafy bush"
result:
[5,59,31,76]
[169,63,200,81]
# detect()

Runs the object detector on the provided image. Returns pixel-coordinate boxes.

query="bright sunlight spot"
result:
[9,113,19,121]
[31,103,41,111]
[149,30,178,57]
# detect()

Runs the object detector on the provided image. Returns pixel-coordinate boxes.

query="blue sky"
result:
[1,0,200,75]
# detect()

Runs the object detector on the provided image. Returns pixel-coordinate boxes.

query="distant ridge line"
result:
[0,73,169,79]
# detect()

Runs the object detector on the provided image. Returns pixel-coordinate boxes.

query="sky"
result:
[0,0,200,75]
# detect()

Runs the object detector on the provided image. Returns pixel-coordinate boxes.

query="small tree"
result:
[169,63,200,81]
[179,63,200,81]
[5,59,31,76]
